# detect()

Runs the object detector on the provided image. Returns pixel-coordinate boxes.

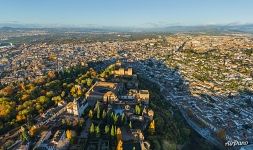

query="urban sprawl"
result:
[1,33,253,150]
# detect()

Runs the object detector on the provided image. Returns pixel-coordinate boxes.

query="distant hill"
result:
[147,24,253,33]
[1,23,253,33]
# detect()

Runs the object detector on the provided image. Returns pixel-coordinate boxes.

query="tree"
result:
[48,71,56,79]
[105,125,110,135]
[61,91,65,97]
[182,127,191,139]
[116,127,122,141]
[77,86,82,96]
[21,94,30,101]
[135,105,141,115]
[0,85,14,97]
[100,72,106,78]
[46,91,54,98]
[94,101,100,111]
[21,126,30,142]
[18,83,25,91]
[97,106,100,119]
[37,96,49,104]
[110,112,114,118]
[95,125,100,137]
[0,98,16,119]
[111,125,115,137]
[149,120,155,129]
[86,78,93,87]
[70,85,82,97]
[216,128,226,141]
[90,68,97,77]
[29,126,38,137]
[113,114,119,124]
[149,120,155,135]
[78,118,85,127]
[16,114,25,121]
[61,119,66,125]
[129,121,132,129]
[70,86,76,96]
[102,109,107,119]
[52,96,62,104]
[116,140,123,150]
[89,110,93,119]
[66,130,72,140]
[34,77,46,85]
[90,123,95,134]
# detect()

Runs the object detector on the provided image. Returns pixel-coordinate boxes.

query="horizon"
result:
[1,22,253,29]
[1,1,253,149]
[1,0,253,28]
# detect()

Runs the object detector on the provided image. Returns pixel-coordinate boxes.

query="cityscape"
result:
[1,0,253,150]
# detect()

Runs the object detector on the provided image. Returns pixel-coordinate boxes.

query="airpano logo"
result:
[225,140,248,147]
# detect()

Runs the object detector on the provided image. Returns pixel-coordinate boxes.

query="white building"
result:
[67,98,88,117]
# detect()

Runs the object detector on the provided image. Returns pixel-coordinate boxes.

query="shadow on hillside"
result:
[88,57,252,150]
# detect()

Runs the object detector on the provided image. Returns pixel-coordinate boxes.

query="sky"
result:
[0,0,253,28]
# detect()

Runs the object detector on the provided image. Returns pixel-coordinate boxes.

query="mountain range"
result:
[1,23,253,33]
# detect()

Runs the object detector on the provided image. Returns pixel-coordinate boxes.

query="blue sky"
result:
[0,0,252,27]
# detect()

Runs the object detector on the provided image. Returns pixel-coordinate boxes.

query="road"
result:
[132,63,227,150]
[178,108,225,150]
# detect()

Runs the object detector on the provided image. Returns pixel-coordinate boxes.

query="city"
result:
[1,0,253,150]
